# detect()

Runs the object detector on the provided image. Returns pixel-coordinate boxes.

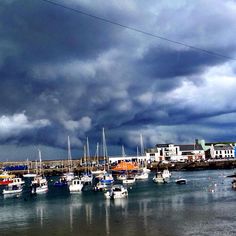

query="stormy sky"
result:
[1,0,236,161]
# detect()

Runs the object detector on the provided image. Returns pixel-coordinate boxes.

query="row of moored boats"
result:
[0,168,187,199]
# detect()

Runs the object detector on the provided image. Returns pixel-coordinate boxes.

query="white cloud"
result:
[63,116,92,132]
[165,62,236,114]
[0,113,50,138]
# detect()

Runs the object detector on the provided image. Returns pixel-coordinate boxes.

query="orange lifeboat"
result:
[112,161,139,172]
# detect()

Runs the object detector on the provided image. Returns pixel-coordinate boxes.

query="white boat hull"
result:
[123,178,136,184]
[135,172,149,180]
[3,188,23,195]
[23,173,37,178]
[153,177,165,183]
[33,185,48,194]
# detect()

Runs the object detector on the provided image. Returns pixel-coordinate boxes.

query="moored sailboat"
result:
[31,149,48,194]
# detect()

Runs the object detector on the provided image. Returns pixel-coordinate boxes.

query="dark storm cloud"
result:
[138,47,227,79]
[0,0,236,160]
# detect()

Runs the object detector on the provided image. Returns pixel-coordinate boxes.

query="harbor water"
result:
[0,169,236,236]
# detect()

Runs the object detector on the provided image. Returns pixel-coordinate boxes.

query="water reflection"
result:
[69,205,73,232]
[36,203,45,228]
[105,201,110,235]
[0,170,236,236]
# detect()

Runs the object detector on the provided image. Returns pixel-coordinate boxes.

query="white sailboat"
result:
[23,158,37,178]
[96,128,114,184]
[31,149,48,194]
[140,134,151,174]
[91,142,106,175]
[63,136,75,183]
[80,138,93,183]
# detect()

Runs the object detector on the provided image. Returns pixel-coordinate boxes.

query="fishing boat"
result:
[104,184,128,199]
[69,178,84,192]
[63,136,75,183]
[31,176,48,194]
[175,178,187,184]
[3,177,25,194]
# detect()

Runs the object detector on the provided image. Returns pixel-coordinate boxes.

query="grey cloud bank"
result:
[0,0,236,160]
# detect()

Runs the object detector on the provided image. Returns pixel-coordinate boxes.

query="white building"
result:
[209,144,235,159]
[146,144,180,162]
[146,143,205,162]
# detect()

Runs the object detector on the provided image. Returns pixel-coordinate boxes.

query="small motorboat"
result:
[69,178,84,192]
[122,176,136,184]
[135,172,149,180]
[104,184,128,199]
[153,172,165,184]
[175,178,187,184]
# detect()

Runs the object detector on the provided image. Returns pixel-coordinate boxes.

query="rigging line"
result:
[40,0,236,61]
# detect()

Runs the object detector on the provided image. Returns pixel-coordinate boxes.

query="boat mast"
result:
[122,145,126,157]
[68,136,72,173]
[86,137,90,173]
[38,149,42,176]
[83,144,87,167]
[102,128,108,171]
[95,142,99,165]
[140,133,144,156]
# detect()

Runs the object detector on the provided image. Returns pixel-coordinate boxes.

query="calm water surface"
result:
[1,169,236,236]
